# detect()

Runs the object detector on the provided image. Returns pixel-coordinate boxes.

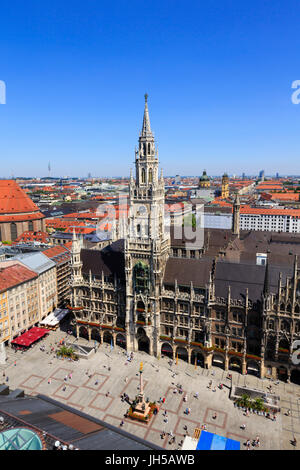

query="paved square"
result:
[203,408,227,428]
[83,373,109,391]
[19,374,44,390]
[53,383,78,400]
[1,328,300,450]
[89,393,114,411]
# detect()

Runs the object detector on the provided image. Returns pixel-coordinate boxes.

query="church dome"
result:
[199,170,209,182]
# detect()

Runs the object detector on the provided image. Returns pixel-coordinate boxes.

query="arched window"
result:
[141,168,146,183]
[281,320,290,332]
[10,223,17,241]
[143,143,146,155]
[268,320,274,330]
[149,168,153,183]
[148,143,151,155]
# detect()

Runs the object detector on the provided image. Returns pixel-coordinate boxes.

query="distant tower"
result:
[198,170,210,189]
[48,162,51,178]
[70,229,82,285]
[221,173,229,198]
[232,193,240,237]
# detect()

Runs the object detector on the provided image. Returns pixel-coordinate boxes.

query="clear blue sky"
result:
[0,0,300,178]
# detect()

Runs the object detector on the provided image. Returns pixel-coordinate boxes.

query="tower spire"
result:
[141,93,153,138]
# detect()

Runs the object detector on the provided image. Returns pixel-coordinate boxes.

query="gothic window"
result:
[143,143,146,155]
[148,143,151,155]
[281,320,290,332]
[133,261,149,293]
[268,320,274,330]
[295,304,300,314]
[141,168,146,183]
[149,168,153,183]
[10,223,17,241]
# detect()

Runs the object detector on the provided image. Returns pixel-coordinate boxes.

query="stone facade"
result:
[70,97,300,384]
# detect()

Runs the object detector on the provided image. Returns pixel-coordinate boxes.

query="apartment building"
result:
[0,264,38,343]
[240,207,300,233]
[0,252,57,321]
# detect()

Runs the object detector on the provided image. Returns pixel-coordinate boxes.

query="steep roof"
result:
[214,261,293,303]
[164,257,213,287]
[81,240,125,280]
[43,245,70,265]
[13,252,56,274]
[0,180,40,215]
[0,264,37,292]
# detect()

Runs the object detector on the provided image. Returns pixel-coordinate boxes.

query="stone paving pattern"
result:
[1,329,300,450]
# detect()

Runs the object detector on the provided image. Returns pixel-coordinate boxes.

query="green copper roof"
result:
[199,170,209,181]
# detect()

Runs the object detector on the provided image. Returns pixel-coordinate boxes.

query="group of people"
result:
[245,436,260,450]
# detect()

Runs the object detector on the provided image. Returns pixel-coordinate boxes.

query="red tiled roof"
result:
[0,180,40,214]
[0,212,44,222]
[43,245,71,264]
[0,264,37,292]
[14,231,49,244]
[65,227,96,234]
[269,193,299,201]
[46,219,85,228]
[240,205,300,217]
[64,241,73,249]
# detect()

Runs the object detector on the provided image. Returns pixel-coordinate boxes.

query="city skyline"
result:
[0,1,300,177]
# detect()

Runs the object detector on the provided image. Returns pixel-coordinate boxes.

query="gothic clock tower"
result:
[125,94,170,355]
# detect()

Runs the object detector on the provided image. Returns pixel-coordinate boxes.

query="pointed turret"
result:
[141,93,153,138]
[232,192,240,237]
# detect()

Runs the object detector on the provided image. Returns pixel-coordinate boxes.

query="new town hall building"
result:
[70,96,300,384]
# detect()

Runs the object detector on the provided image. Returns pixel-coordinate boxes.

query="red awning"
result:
[11,327,50,347]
